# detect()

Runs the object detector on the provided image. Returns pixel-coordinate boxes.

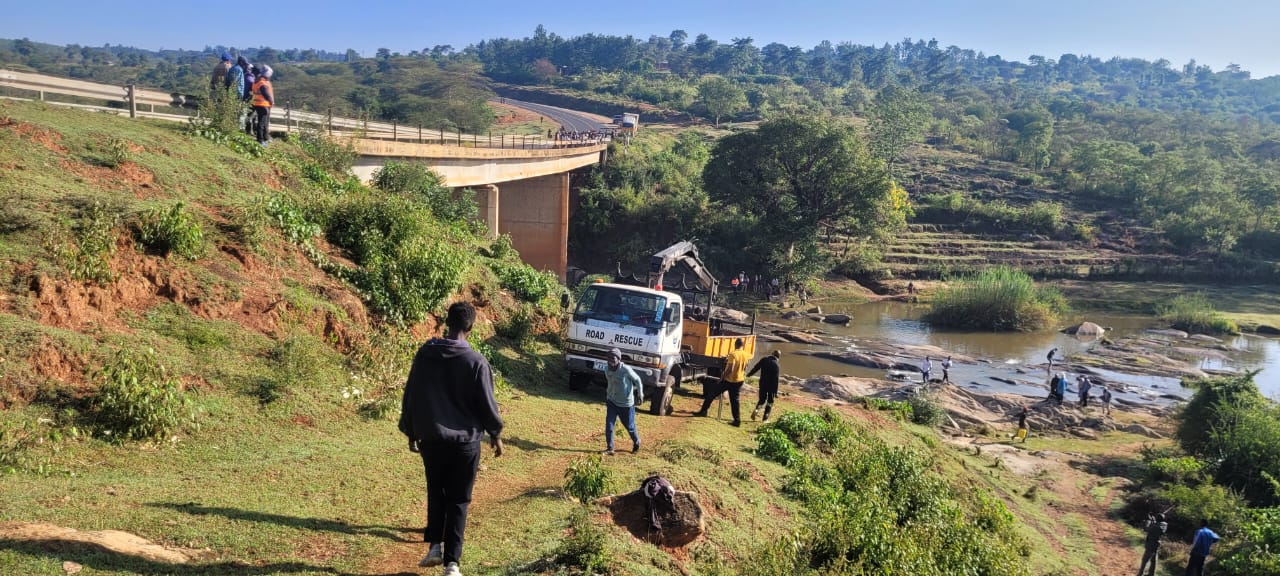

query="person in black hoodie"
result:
[748,350,782,422]
[399,302,503,576]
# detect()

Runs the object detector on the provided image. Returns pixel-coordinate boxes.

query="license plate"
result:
[593,360,608,372]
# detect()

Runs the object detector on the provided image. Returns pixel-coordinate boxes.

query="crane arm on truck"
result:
[648,240,719,298]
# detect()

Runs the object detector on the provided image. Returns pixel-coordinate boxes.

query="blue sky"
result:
[4,0,1279,77]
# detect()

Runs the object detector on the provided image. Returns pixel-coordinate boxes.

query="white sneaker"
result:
[444,562,462,576]
[419,543,443,567]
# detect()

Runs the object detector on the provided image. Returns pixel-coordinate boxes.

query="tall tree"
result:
[868,85,931,174]
[703,116,908,284]
[697,76,746,125]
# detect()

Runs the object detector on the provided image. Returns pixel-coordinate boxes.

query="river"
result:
[754,301,1280,402]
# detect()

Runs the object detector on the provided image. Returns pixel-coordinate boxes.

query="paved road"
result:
[500,98,611,133]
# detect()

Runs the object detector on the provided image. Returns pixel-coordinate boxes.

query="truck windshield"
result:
[576,286,667,328]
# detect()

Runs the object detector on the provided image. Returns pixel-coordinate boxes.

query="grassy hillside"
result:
[0,100,1160,575]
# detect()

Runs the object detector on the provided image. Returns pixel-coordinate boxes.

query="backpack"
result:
[242,69,256,102]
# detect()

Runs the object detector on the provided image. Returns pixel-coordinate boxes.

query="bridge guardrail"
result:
[0,69,609,150]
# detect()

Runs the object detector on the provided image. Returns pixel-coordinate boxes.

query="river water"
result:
[755,301,1280,403]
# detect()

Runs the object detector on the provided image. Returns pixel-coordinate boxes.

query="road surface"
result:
[500,98,611,133]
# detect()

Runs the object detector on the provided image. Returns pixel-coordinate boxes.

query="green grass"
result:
[926,266,1067,331]
[1157,293,1240,335]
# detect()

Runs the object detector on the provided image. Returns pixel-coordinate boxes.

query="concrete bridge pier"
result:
[472,184,500,239]
[497,173,569,280]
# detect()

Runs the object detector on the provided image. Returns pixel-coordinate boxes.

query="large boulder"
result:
[1074,322,1105,337]
[822,314,852,325]
[712,307,751,324]
[603,489,705,547]
[775,331,827,345]
[780,311,803,320]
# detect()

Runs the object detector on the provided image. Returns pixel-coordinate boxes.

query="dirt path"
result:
[364,399,702,574]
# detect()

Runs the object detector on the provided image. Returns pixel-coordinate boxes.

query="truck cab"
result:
[565,283,684,414]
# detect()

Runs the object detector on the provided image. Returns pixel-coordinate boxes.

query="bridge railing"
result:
[0,69,610,150]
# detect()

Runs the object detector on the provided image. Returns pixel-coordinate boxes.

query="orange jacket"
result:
[251,78,274,108]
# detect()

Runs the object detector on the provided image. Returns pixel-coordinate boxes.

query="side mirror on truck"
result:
[560,293,571,310]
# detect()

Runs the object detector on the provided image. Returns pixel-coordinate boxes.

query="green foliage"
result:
[764,409,1030,576]
[1147,456,1206,484]
[136,202,205,259]
[298,130,356,173]
[491,260,559,303]
[914,193,1071,235]
[1218,507,1280,576]
[1158,293,1240,335]
[861,397,913,421]
[92,348,197,442]
[926,266,1065,331]
[563,455,615,503]
[754,427,800,466]
[553,508,615,575]
[51,202,118,284]
[185,96,263,158]
[265,194,322,244]
[301,161,362,195]
[1176,373,1266,458]
[869,85,930,172]
[907,394,946,426]
[325,194,469,324]
[704,116,906,286]
[697,75,747,125]
[495,304,535,347]
[372,161,479,226]
[0,421,43,473]
[1158,482,1249,537]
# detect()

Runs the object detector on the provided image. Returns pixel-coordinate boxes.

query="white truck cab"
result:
[565,283,684,414]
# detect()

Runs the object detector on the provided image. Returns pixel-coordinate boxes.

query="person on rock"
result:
[602,348,642,456]
[1011,406,1029,443]
[920,356,932,384]
[942,356,953,383]
[1101,386,1113,416]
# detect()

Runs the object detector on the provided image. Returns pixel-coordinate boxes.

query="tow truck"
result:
[564,241,757,416]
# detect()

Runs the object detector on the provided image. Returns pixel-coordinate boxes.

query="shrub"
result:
[925,266,1064,331]
[563,455,615,503]
[372,161,479,225]
[136,203,205,259]
[265,194,321,244]
[92,349,197,442]
[495,304,535,346]
[53,203,118,284]
[907,394,946,426]
[1218,507,1280,576]
[862,397,913,421]
[765,411,829,448]
[553,509,615,574]
[1147,456,1206,484]
[1158,293,1239,335]
[326,194,468,324]
[755,427,800,465]
[1158,482,1249,538]
[299,129,356,173]
[493,261,559,303]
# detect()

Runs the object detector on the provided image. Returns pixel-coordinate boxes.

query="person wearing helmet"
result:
[250,65,274,145]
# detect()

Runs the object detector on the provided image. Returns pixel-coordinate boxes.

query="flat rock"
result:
[756,333,789,343]
[1070,427,1098,440]
[1189,334,1223,343]
[1120,423,1165,439]
[776,331,826,345]
[822,314,852,324]
[1146,329,1189,339]
[1257,325,1280,335]
[712,307,751,324]
[780,311,803,320]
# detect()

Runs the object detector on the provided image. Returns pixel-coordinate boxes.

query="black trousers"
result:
[1184,553,1207,576]
[699,380,742,422]
[1138,545,1159,576]
[253,106,271,143]
[755,383,778,417]
[420,440,481,565]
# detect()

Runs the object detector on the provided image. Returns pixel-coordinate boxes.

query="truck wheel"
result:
[650,376,675,416]
[569,372,588,391]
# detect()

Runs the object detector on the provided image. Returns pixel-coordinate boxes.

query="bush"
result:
[495,304,535,346]
[755,427,800,465]
[326,194,468,324]
[265,194,321,244]
[1158,293,1239,335]
[1218,507,1280,576]
[907,394,946,426]
[372,161,478,226]
[52,203,118,284]
[563,455,615,503]
[862,397,913,421]
[299,130,356,173]
[136,203,205,259]
[1147,456,1206,484]
[492,261,560,303]
[92,349,197,442]
[553,508,615,574]
[925,266,1064,331]
[765,411,829,448]
[1158,482,1249,538]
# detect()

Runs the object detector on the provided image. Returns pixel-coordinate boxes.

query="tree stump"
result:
[602,490,705,547]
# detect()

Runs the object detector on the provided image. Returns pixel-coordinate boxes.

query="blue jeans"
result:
[605,401,639,451]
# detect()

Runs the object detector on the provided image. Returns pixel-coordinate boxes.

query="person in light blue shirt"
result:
[603,348,642,456]
[1184,519,1220,576]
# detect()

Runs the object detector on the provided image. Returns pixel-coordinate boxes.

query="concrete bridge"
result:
[351,139,609,280]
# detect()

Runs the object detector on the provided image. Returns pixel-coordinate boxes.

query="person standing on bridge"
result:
[399,302,504,576]
[250,66,274,146]
[209,52,232,101]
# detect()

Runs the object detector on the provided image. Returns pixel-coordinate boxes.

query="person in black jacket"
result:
[748,350,782,422]
[399,302,504,576]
